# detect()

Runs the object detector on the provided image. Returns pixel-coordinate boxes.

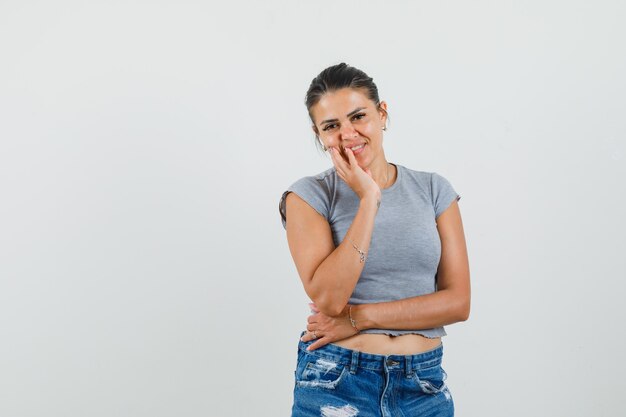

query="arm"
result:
[285,147,381,317]
[353,199,470,328]
[302,199,470,349]
[285,193,378,316]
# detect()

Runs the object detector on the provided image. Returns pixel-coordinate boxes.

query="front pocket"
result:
[413,365,448,394]
[295,356,348,390]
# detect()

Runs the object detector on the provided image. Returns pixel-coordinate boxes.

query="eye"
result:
[322,114,366,131]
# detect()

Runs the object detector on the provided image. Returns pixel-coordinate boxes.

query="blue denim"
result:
[291,331,454,417]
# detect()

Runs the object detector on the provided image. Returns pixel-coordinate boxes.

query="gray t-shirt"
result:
[279,163,461,338]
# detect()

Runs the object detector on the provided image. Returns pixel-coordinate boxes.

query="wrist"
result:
[349,304,372,331]
[360,195,381,211]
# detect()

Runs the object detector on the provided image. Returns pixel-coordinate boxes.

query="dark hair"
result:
[305,62,390,153]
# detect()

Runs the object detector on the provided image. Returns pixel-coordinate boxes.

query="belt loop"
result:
[405,355,413,377]
[350,350,359,374]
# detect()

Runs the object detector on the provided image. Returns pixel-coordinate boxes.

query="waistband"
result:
[297,330,443,374]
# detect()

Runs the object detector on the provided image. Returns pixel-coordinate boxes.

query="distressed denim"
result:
[291,331,454,417]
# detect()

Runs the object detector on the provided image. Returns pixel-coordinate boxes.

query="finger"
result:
[307,319,320,329]
[344,146,357,167]
[307,337,328,351]
[329,148,343,171]
[328,148,340,172]
[303,328,318,339]
[309,303,320,313]
[330,147,349,172]
[337,147,349,164]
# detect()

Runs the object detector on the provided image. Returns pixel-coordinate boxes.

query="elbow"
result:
[318,301,346,317]
[456,297,471,322]
[314,294,347,317]
[458,307,470,322]
[307,278,349,316]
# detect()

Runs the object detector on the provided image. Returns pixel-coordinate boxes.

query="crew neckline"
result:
[382,163,401,193]
[329,163,402,194]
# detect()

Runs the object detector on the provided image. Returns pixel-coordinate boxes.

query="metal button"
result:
[386,359,400,366]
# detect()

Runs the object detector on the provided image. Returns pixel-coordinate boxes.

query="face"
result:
[310,88,388,169]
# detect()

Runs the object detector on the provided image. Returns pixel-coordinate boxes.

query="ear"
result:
[312,125,327,150]
[378,101,388,124]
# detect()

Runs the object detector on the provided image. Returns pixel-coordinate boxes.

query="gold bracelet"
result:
[348,305,360,333]
[346,237,367,263]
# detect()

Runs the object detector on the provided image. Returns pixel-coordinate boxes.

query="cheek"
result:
[362,125,378,138]
[325,134,342,147]
[364,131,381,146]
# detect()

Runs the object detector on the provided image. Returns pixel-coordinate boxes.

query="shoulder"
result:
[279,167,336,229]
[396,165,460,216]
[396,164,434,193]
[400,165,454,190]
[290,166,336,188]
[399,164,433,182]
[286,166,339,203]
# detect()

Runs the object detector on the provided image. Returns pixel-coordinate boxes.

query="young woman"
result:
[279,63,470,417]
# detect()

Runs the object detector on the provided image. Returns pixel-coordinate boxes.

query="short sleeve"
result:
[278,176,331,230]
[431,172,461,219]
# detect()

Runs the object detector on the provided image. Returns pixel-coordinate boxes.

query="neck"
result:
[368,157,393,189]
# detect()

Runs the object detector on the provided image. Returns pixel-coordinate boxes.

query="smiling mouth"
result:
[342,142,367,152]
[343,143,366,156]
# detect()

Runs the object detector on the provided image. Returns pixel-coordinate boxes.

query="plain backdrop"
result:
[1,1,625,416]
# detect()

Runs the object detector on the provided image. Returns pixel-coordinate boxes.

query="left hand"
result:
[300,303,359,351]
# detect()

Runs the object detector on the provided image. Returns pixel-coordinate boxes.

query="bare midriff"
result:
[331,333,442,355]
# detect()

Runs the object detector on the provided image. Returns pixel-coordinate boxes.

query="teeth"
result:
[351,144,365,150]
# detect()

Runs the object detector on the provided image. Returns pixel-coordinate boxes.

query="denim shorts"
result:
[291,330,454,417]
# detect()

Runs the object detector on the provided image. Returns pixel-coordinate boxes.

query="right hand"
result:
[329,146,381,202]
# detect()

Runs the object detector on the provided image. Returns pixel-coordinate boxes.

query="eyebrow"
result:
[320,107,366,125]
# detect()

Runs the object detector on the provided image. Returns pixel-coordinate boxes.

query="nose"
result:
[339,123,359,140]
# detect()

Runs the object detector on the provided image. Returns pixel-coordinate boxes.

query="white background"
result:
[1,1,624,416]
